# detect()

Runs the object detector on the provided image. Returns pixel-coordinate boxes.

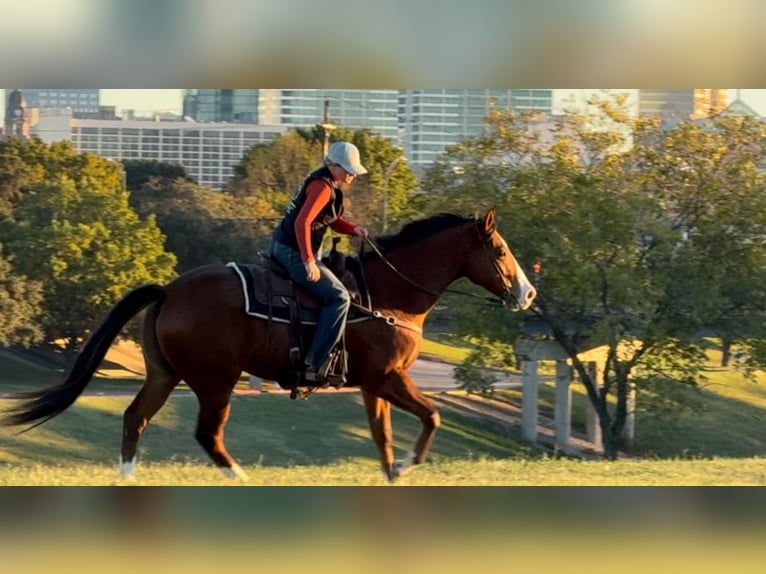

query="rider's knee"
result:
[337,287,351,308]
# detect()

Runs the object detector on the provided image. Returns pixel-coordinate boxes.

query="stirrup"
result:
[325,373,347,390]
[303,366,327,385]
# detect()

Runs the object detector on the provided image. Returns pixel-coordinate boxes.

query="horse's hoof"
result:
[221,464,249,481]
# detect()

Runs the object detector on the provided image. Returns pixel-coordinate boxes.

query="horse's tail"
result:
[2,284,166,431]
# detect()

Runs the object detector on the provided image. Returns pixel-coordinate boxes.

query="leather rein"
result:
[362,235,516,305]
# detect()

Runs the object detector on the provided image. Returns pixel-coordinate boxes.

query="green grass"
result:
[1,385,765,485]
[0,337,765,485]
[420,338,473,363]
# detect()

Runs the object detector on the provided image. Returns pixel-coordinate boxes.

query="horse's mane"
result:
[366,213,474,256]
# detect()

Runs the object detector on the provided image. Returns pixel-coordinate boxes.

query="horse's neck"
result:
[362,234,465,314]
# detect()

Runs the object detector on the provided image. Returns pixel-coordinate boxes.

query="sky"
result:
[4,88,766,118]
[100,89,184,113]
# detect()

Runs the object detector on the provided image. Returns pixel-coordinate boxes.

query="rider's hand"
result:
[304,260,320,282]
[353,225,369,238]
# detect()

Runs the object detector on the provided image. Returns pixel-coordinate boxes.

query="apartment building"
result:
[28,111,287,190]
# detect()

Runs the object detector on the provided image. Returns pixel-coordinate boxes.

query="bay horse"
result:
[2,209,537,482]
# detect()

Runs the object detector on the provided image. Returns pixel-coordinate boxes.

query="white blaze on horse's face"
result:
[492,233,537,311]
[470,209,536,311]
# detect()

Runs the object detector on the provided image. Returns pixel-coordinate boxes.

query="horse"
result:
[1,209,537,482]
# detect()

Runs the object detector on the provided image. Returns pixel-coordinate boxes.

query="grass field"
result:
[0,338,764,485]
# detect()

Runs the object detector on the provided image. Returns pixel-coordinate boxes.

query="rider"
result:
[270,141,369,384]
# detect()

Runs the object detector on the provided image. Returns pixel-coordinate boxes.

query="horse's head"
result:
[463,209,537,311]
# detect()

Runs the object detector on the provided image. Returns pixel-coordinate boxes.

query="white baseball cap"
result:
[327,141,368,175]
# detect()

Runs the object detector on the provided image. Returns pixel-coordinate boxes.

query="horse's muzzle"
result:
[504,285,537,311]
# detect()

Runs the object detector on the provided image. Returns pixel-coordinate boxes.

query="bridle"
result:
[362,233,519,307]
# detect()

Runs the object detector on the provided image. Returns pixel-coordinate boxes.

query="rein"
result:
[362,236,500,302]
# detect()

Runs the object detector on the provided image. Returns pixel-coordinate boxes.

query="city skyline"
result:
[6,89,766,118]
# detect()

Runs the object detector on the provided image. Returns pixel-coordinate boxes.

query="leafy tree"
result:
[227,130,319,202]
[419,95,766,459]
[0,244,43,346]
[228,127,421,258]
[343,128,422,236]
[122,159,194,190]
[129,178,279,273]
[0,173,176,356]
[1,137,125,217]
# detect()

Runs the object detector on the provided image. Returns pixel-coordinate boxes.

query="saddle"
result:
[227,243,371,398]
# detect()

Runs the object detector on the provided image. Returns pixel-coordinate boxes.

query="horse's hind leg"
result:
[192,386,248,481]
[120,365,180,479]
[121,302,180,479]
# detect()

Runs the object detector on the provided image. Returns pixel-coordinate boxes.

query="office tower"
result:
[638,89,729,122]
[692,89,728,118]
[5,89,100,114]
[276,89,400,140]
[184,89,262,123]
[399,89,553,168]
[184,89,400,140]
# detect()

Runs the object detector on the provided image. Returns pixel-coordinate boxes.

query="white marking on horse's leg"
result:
[220,464,249,481]
[393,451,417,478]
[120,457,137,481]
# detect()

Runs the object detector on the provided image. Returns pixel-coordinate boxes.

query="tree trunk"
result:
[612,365,630,438]
[721,337,732,367]
[595,387,619,460]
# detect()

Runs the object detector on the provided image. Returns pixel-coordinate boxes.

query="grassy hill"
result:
[0,338,764,485]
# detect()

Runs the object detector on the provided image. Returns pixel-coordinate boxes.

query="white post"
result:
[623,379,636,444]
[585,361,603,449]
[521,360,539,444]
[554,360,572,449]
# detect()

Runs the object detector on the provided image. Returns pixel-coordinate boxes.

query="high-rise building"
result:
[5,89,100,114]
[184,89,553,169]
[638,89,729,122]
[184,89,262,123]
[276,89,400,140]
[398,89,553,168]
[692,89,729,118]
[184,89,400,140]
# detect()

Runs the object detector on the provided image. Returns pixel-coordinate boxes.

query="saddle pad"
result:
[227,262,319,324]
[227,261,372,326]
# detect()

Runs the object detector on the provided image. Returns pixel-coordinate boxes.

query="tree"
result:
[0,244,43,346]
[227,130,319,200]
[1,137,123,217]
[122,159,194,190]
[229,127,422,259]
[343,129,422,235]
[129,178,279,273]
[419,94,766,459]
[0,173,176,356]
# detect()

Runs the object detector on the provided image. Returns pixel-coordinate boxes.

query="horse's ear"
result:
[480,208,497,238]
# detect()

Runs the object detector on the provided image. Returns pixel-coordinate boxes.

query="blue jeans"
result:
[270,241,351,369]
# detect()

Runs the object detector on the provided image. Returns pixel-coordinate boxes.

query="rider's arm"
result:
[329,216,358,235]
[294,179,332,262]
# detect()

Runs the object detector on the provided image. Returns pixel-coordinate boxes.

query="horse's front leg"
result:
[361,390,396,481]
[370,369,441,482]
